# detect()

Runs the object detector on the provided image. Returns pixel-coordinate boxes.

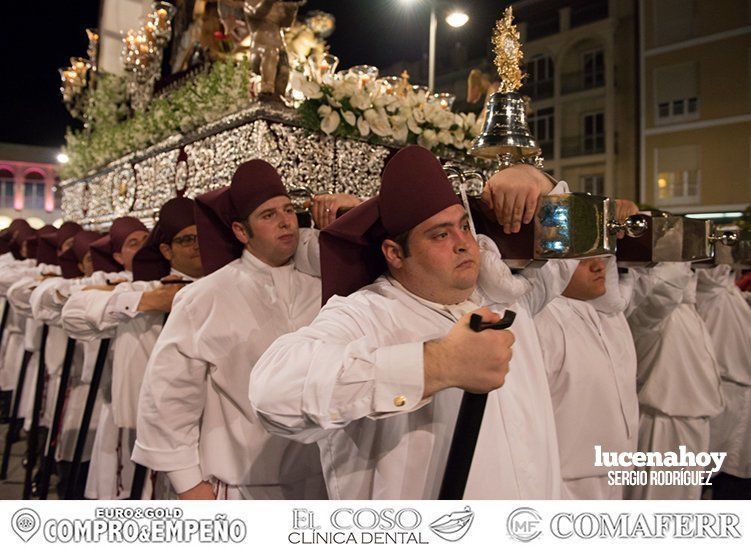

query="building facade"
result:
[0,143,63,229]
[513,0,638,201]
[640,0,751,217]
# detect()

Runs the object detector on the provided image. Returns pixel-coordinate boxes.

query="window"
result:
[657,171,699,200]
[582,112,605,154]
[529,107,554,157]
[0,178,14,209]
[581,174,604,195]
[24,182,46,210]
[523,56,554,99]
[654,62,699,123]
[582,50,605,89]
[656,145,700,205]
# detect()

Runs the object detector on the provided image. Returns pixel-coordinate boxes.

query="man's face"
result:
[113,230,149,272]
[232,195,299,267]
[159,225,203,279]
[59,236,75,255]
[384,204,480,304]
[562,257,607,301]
[78,251,94,277]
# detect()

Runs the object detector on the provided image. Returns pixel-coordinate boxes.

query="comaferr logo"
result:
[550,512,742,539]
[429,506,475,542]
[507,507,542,542]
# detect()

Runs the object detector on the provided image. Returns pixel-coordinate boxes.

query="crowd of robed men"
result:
[0,145,749,501]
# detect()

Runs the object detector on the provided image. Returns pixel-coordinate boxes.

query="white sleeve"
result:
[61,288,120,341]
[101,290,144,322]
[0,266,40,295]
[533,306,566,385]
[626,262,690,329]
[6,276,38,317]
[250,298,429,444]
[476,235,531,304]
[589,256,634,314]
[166,467,204,495]
[293,228,321,278]
[30,278,71,324]
[132,295,208,474]
[518,259,579,317]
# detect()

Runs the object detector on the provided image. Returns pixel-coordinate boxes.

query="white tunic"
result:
[534,259,638,498]
[250,248,576,500]
[695,265,751,478]
[29,275,107,462]
[59,273,189,430]
[627,263,723,418]
[133,250,327,498]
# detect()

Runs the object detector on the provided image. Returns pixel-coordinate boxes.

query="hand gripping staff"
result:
[438,310,516,500]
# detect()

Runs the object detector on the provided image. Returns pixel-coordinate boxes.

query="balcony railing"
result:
[561,136,605,158]
[561,71,605,95]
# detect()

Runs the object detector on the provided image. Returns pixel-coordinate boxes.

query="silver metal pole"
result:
[429,5,437,92]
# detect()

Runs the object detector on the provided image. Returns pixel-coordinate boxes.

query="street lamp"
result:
[399,0,469,91]
[56,153,69,164]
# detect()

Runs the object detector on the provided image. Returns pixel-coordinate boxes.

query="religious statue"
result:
[218,0,306,100]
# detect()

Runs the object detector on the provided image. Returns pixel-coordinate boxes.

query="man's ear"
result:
[381,239,405,270]
[231,221,250,245]
[159,242,173,261]
[112,251,125,266]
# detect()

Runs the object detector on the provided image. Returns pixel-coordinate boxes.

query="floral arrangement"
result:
[61,59,251,180]
[292,70,483,154]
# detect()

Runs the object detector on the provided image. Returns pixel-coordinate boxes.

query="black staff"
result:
[35,337,76,499]
[0,301,11,421]
[23,323,49,499]
[0,350,33,479]
[438,311,516,500]
[65,337,110,499]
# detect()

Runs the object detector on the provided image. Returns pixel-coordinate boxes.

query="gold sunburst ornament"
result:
[492,7,524,94]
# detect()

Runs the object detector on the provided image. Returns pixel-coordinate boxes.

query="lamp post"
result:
[400,0,469,91]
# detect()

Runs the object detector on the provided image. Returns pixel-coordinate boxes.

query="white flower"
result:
[452,129,466,148]
[301,79,323,99]
[332,80,358,101]
[363,108,392,137]
[374,93,399,109]
[412,107,426,124]
[318,104,332,117]
[437,129,453,145]
[320,110,341,135]
[342,110,356,126]
[434,111,455,130]
[392,122,409,144]
[407,117,423,134]
[418,128,438,149]
[327,95,342,108]
[350,91,372,111]
[357,116,371,137]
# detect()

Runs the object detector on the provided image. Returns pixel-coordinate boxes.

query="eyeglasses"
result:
[171,234,198,247]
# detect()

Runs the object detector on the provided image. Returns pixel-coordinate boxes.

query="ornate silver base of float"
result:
[60,104,487,229]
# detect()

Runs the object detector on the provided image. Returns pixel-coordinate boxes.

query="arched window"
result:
[0,169,14,209]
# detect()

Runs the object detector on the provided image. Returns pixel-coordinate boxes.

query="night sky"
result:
[0,0,509,149]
